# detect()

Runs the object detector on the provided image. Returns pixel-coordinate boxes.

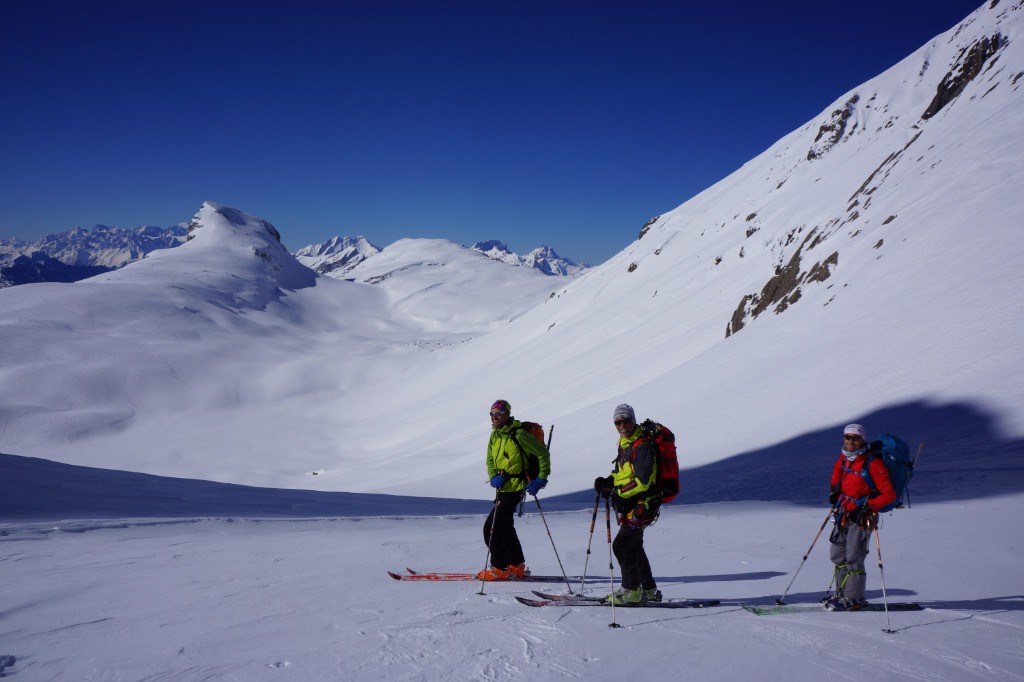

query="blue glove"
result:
[526,478,547,496]
[489,474,505,489]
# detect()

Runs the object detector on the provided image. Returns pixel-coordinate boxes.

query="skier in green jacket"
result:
[477,399,551,580]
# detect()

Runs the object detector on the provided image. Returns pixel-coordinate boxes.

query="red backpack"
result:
[512,421,547,481]
[639,419,680,503]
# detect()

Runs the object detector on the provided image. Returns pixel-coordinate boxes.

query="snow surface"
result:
[2,462,1022,680]
[2,3,1024,678]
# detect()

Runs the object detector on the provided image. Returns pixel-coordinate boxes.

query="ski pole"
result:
[605,496,620,628]
[578,492,601,596]
[775,503,839,605]
[478,491,501,596]
[525,424,571,590]
[531,493,573,593]
[874,524,895,634]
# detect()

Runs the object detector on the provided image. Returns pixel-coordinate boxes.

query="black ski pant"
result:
[613,524,656,591]
[483,491,526,569]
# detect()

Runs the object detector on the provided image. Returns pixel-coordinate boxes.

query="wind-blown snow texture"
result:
[1,3,1024,679]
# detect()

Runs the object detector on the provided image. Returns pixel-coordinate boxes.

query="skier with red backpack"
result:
[594,403,679,605]
[825,423,896,611]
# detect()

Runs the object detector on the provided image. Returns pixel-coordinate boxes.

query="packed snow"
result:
[2,2,1024,679]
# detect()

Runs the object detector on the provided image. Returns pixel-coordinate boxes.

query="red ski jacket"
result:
[830,452,896,512]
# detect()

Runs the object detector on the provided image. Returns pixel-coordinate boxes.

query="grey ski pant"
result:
[829,521,870,601]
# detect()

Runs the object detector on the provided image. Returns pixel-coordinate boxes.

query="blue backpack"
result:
[845,434,916,513]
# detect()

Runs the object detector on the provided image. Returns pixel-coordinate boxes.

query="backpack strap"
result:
[839,455,881,507]
[506,427,533,481]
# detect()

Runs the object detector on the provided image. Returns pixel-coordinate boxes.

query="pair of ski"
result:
[742,601,922,615]
[523,594,922,612]
[390,569,717,608]
[517,591,720,609]
[388,567,583,582]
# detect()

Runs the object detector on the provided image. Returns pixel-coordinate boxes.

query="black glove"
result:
[828,486,841,505]
[594,476,613,498]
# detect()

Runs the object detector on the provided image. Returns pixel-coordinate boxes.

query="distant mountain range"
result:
[3,226,588,288]
[470,240,588,276]
[0,225,188,287]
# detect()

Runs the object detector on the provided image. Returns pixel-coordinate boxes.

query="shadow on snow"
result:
[2,398,1020,521]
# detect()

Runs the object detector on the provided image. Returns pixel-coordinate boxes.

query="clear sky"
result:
[0,0,983,265]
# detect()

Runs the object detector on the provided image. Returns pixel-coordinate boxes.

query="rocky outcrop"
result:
[923,33,1005,120]
[726,229,839,337]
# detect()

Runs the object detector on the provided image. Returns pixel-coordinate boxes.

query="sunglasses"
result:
[613,418,633,426]
[843,434,863,441]
[489,411,508,417]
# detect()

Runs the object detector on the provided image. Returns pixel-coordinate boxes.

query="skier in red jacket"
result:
[825,423,896,611]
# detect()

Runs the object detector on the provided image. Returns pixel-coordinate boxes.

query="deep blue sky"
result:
[1,1,983,265]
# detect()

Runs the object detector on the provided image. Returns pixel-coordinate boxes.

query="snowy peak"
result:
[293,235,381,277]
[175,202,315,290]
[186,202,284,245]
[522,245,588,276]
[471,240,588,276]
[471,240,519,266]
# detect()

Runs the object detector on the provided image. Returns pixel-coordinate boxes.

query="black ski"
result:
[743,602,922,615]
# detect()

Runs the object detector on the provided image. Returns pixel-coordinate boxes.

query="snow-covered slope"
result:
[344,238,562,337]
[0,203,421,482]
[0,3,1021,502]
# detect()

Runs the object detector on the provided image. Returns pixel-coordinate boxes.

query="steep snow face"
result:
[294,236,381,277]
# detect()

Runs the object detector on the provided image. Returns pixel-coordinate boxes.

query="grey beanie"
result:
[613,404,636,422]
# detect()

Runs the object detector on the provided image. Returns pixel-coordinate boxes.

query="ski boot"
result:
[607,587,644,605]
[475,566,510,581]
